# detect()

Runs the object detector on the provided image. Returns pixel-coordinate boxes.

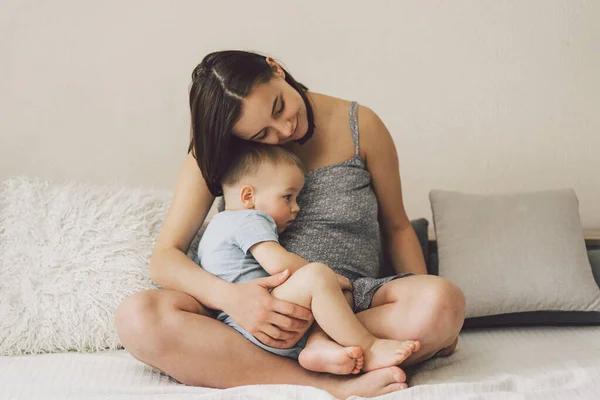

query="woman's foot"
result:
[299,337,364,375]
[436,336,458,358]
[362,339,420,372]
[332,366,408,399]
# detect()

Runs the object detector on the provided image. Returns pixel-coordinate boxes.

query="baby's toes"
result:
[345,346,363,360]
[400,341,417,353]
[356,356,364,368]
[352,355,364,374]
[412,340,421,352]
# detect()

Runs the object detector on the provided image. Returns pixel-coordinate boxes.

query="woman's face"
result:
[232,62,308,145]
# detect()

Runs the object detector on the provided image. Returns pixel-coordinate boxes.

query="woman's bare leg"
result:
[355,274,466,366]
[115,289,408,399]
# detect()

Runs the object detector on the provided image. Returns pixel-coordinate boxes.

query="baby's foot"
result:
[299,339,364,375]
[362,339,420,372]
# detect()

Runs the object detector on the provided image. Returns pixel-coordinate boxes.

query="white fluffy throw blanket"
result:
[0,176,175,356]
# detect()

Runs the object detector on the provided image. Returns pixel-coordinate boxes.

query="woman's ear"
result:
[265,57,285,79]
[240,185,255,209]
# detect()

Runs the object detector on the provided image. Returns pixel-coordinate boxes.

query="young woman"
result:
[115,50,465,399]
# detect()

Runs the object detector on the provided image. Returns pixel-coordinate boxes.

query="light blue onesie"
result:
[197,209,308,359]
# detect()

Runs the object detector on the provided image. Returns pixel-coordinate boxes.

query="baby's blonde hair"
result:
[221,144,306,188]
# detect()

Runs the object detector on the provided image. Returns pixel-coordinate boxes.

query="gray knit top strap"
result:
[349,100,360,156]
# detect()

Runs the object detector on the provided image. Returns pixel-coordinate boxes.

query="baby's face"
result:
[253,163,305,233]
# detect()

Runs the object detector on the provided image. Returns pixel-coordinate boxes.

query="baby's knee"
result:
[295,262,337,286]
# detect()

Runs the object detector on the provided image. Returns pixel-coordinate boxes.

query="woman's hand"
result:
[224,269,314,349]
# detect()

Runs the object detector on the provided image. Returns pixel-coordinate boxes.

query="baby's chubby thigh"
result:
[270,263,340,310]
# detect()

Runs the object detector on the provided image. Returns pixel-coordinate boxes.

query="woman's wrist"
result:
[387,227,428,275]
[209,280,239,312]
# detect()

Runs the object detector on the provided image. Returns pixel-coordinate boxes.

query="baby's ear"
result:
[240,185,255,209]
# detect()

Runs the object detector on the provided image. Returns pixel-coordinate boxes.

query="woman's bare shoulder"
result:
[325,96,377,131]
[355,102,380,128]
[355,103,395,161]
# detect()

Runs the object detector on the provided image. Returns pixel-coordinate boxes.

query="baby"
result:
[197,143,420,374]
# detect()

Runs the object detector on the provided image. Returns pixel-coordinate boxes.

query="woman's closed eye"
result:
[256,131,268,141]
[277,99,285,115]
[254,99,284,142]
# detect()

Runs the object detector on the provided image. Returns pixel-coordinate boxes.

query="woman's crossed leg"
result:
[114,273,464,398]
[115,288,407,399]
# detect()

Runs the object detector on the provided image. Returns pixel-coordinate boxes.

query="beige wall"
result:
[1,0,598,227]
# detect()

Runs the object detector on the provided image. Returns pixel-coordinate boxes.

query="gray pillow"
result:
[430,189,600,326]
[590,250,600,288]
[427,247,600,327]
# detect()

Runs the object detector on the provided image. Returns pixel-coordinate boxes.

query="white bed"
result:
[2,325,599,400]
[2,179,599,399]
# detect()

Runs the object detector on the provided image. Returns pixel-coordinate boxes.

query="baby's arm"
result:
[250,241,307,275]
[250,242,352,294]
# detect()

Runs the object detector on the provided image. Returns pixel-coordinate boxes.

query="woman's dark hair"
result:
[188,50,315,197]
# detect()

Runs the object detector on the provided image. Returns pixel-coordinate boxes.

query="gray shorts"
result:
[217,312,309,360]
[352,273,416,312]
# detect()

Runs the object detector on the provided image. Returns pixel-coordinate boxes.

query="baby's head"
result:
[222,144,306,233]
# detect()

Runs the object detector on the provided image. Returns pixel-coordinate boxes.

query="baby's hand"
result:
[335,273,352,291]
[334,273,354,309]
[343,289,354,309]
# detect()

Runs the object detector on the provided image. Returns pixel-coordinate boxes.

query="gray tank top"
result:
[279,101,382,280]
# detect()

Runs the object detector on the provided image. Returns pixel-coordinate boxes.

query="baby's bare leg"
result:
[298,290,364,375]
[271,263,421,372]
[300,324,364,375]
[273,271,363,374]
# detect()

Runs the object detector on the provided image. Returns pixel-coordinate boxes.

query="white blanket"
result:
[2,326,600,399]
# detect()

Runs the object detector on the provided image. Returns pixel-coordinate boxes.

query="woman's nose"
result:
[277,119,294,138]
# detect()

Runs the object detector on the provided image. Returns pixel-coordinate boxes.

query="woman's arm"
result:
[149,152,237,310]
[358,106,428,275]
